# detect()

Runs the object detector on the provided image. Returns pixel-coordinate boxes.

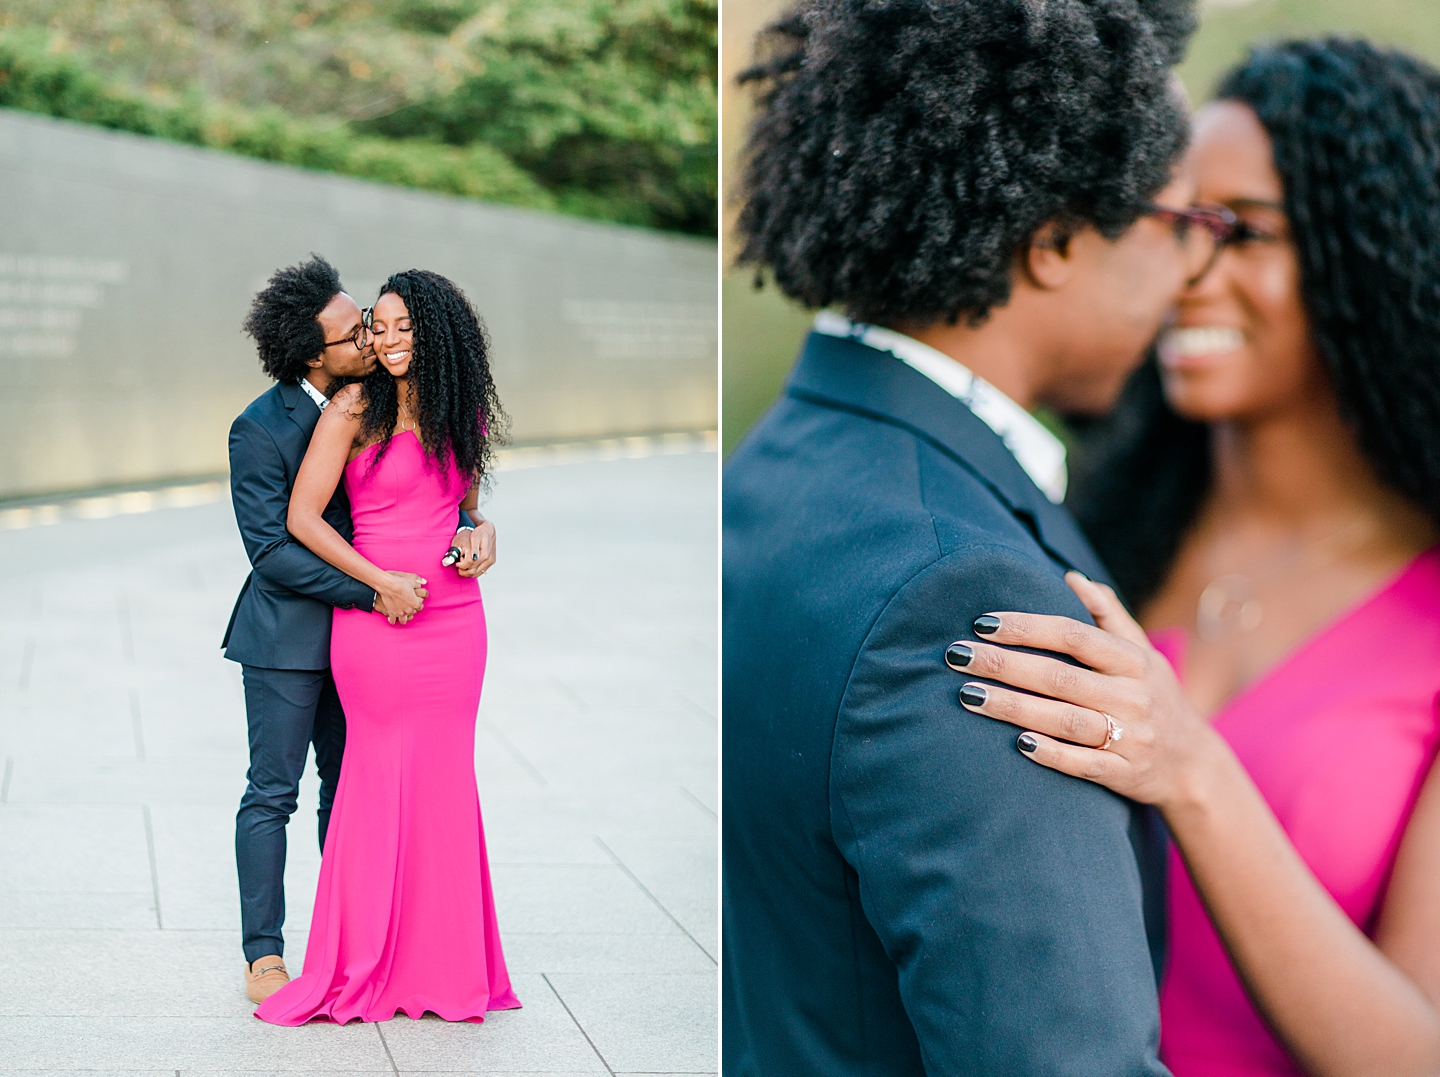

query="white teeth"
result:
[1161,326,1244,358]
[387,351,409,360]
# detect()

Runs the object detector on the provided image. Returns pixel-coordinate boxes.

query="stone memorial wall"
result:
[0,108,717,500]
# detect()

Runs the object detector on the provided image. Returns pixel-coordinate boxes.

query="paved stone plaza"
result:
[0,446,718,1075]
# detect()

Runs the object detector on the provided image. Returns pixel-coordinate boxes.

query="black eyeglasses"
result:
[1146,201,1241,285]
[323,309,373,350]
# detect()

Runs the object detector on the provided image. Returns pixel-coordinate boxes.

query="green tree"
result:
[364,0,718,233]
[0,0,716,234]
[0,27,550,206]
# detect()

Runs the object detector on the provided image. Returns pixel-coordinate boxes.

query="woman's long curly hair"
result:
[1069,38,1440,609]
[356,269,508,486]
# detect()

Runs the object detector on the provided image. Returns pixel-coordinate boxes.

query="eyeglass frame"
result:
[1144,201,1243,286]
[322,307,374,350]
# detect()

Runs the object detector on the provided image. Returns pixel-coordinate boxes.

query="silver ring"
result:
[1098,712,1123,751]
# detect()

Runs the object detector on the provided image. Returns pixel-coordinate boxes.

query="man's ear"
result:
[1022,221,1077,290]
[306,353,325,369]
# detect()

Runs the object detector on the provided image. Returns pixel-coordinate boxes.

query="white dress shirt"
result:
[812,311,1068,503]
[298,377,329,412]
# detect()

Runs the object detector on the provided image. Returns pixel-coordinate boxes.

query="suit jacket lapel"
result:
[280,380,321,439]
[786,331,1111,585]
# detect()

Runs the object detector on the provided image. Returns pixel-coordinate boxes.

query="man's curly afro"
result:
[242,254,343,384]
[736,0,1197,326]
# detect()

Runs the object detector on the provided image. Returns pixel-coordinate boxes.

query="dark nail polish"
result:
[974,615,1002,635]
[959,684,987,707]
[944,642,973,669]
[1018,733,1038,754]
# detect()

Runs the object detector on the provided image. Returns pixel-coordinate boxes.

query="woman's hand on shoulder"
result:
[946,572,1227,811]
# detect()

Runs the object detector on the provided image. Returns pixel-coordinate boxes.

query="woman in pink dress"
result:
[256,269,520,1024]
[944,39,1440,1077]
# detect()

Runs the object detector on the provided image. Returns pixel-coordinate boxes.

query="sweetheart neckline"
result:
[347,428,422,467]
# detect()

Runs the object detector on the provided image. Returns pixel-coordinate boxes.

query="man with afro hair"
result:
[724,0,1203,1072]
[221,255,471,1003]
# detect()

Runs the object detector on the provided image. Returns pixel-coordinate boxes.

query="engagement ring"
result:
[1099,713,1123,751]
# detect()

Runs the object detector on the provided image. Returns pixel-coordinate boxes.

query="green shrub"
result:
[0,28,554,212]
[362,0,719,235]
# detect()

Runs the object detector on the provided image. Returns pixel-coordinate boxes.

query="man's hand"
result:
[453,521,496,578]
[374,570,428,625]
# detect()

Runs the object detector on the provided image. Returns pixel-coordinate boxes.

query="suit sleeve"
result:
[228,414,376,610]
[830,545,1169,1077]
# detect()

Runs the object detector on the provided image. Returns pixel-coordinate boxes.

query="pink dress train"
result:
[1152,547,1440,1075]
[257,431,520,1024]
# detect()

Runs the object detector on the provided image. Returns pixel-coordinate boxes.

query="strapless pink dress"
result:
[1153,547,1440,1075]
[257,431,520,1024]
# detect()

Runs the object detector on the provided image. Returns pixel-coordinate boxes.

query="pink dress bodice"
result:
[346,431,470,549]
[1153,547,1440,1075]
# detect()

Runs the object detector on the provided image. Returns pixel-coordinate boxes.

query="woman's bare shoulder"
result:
[318,383,365,425]
[333,382,365,410]
[307,386,365,452]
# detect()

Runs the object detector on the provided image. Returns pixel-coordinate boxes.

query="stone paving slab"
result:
[542,973,718,1074]
[0,1016,395,1069]
[0,450,718,1075]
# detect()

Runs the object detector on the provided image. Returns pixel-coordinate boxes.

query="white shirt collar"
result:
[298,377,329,412]
[812,311,1068,503]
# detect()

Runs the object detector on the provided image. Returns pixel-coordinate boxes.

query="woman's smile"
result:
[1158,325,1246,370]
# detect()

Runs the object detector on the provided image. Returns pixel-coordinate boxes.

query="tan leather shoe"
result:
[244,955,289,1003]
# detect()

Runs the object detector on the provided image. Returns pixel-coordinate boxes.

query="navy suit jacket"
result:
[723,332,1169,1076]
[222,380,374,670]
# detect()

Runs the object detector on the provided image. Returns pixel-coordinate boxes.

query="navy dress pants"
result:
[235,665,346,964]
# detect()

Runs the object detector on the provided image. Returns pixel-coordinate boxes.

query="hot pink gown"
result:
[256,431,520,1025]
[1153,547,1440,1075]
